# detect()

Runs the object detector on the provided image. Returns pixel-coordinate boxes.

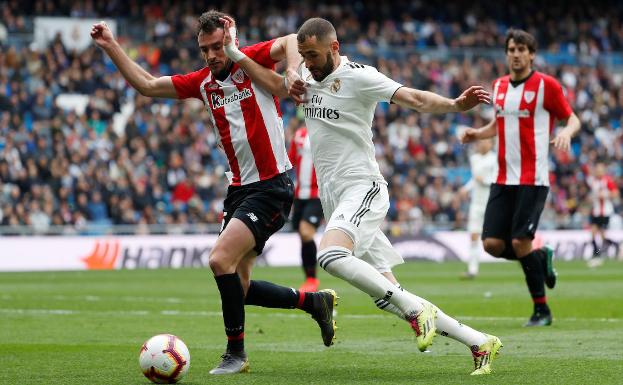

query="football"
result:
[139,334,190,383]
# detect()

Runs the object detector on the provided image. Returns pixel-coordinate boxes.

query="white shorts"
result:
[320,179,403,273]
[467,203,486,234]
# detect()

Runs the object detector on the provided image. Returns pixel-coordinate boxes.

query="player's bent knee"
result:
[208,247,236,275]
[483,238,505,257]
[511,238,532,257]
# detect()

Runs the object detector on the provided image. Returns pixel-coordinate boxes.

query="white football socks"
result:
[318,246,423,315]
[374,284,487,347]
[468,239,480,276]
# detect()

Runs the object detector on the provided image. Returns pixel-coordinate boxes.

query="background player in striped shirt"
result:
[288,124,324,292]
[586,162,620,267]
[91,11,338,375]
[222,16,503,375]
[460,29,581,327]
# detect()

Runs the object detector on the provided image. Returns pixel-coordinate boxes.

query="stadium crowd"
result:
[1,0,622,234]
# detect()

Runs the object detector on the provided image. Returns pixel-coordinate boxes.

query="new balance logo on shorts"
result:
[247,213,259,222]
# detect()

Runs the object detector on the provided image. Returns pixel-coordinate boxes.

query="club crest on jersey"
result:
[232,68,246,84]
[523,91,535,104]
[497,93,505,100]
[208,82,219,90]
[330,78,341,93]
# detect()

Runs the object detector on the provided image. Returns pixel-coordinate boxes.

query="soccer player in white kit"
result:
[220,16,502,375]
[460,138,497,278]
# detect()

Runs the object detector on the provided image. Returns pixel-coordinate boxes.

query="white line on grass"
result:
[1,308,621,323]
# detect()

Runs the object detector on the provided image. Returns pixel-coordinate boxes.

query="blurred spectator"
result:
[0,0,621,235]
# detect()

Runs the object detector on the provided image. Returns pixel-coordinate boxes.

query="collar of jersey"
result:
[208,68,238,89]
[305,56,349,88]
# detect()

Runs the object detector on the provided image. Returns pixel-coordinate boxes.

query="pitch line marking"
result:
[1,308,621,323]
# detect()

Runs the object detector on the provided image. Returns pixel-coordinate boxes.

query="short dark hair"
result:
[297,18,336,44]
[197,10,231,35]
[505,28,537,53]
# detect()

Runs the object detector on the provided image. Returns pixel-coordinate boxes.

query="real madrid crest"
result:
[232,68,246,84]
[330,78,341,93]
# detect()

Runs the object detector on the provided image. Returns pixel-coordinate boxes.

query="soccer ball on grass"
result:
[139,334,190,383]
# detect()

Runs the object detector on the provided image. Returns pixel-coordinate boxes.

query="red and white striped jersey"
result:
[492,71,572,186]
[588,175,617,217]
[171,40,291,186]
[288,127,319,199]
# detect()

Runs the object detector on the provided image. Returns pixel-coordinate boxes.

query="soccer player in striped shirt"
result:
[91,11,339,375]
[222,16,502,375]
[586,162,619,267]
[288,124,324,292]
[460,29,581,327]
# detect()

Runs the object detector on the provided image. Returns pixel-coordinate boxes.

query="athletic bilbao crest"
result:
[523,91,535,104]
[232,68,246,84]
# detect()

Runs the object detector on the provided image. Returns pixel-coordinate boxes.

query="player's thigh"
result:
[482,184,515,241]
[319,228,354,251]
[324,180,388,254]
[511,185,549,239]
[359,230,403,273]
[210,218,256,273]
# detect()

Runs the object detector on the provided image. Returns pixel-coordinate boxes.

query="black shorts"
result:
[291,198,324,230]
[482,184,549,241]
[221,173,294,255]
[590,215,610,229]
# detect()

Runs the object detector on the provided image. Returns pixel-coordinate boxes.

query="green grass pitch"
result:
[1,261,622,384]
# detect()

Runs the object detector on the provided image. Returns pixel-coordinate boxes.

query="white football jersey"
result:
[300,57,403,185]
[469,151,497,207]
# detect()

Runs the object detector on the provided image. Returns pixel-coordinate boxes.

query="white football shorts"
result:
[319,179,403,273]
[467,203,486,234]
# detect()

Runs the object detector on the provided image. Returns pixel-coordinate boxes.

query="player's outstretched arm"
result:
[220,17,289,99]
[459,119,497,144]
[90,21,177,98]
[391,86,491,114]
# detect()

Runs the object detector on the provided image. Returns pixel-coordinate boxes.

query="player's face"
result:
[298,36,336,82]
[595,163,606,177]
[506,39,534,75]
[198,29,232,78]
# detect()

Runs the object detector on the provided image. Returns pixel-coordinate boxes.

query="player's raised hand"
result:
[90,21,115,49]
[551,130,572,152]
[286,68,307,104]
[455,86,491,111]
[219,16,237,48]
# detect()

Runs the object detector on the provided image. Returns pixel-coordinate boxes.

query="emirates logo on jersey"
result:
[523,91,535,104]
[210,88,253,109]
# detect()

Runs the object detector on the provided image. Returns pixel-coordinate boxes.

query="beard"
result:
[212,59,234,81]
[310,52,335,81]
